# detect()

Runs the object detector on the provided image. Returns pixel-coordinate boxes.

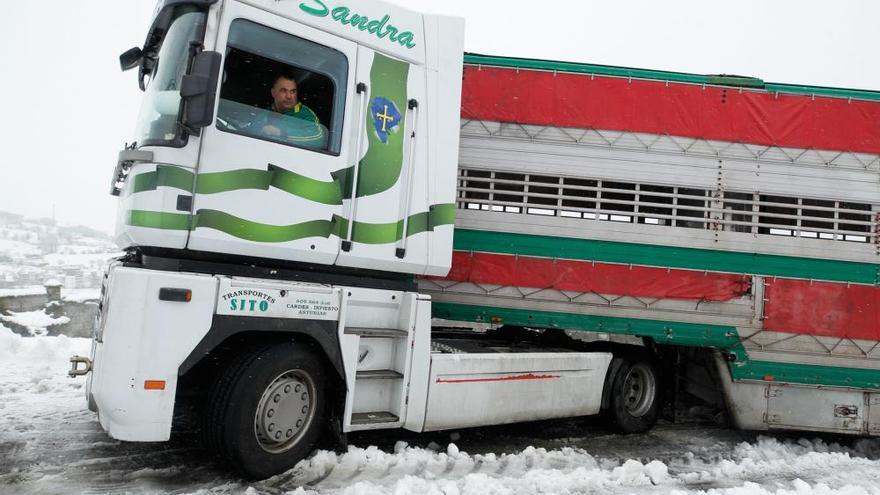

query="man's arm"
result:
[281,106,328,149]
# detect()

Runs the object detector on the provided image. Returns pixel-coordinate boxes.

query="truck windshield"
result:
[132,7,207,147]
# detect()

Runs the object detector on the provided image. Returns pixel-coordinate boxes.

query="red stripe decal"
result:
[428,251,750,302]
[763,278,880,340]
[436,373,561,384]
[462,66,880,155]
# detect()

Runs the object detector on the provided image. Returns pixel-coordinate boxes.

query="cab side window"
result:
[217,19,348,155]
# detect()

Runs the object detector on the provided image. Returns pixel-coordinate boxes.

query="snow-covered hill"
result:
[0,210,119,293]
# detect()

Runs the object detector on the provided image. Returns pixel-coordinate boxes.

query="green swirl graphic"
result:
[131,165,347,204]
[125,203,456,245]
[196,165,348,205]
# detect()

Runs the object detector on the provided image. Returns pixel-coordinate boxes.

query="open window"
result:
[216,19,348,154]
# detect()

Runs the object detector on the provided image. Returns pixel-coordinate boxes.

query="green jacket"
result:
[252,102,327,149]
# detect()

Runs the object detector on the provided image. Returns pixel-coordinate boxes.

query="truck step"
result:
[356,369,404,380]
[345,327,409,338]
[351,411,399,425]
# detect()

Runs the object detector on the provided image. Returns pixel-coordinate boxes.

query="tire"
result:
[203,342,327,479]
[605,358,660,434]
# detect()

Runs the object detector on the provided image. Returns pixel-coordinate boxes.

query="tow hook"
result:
[69,356,93,377]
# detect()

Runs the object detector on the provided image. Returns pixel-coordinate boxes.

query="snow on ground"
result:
[3,325,880,495]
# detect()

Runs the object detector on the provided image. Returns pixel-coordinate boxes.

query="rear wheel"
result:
[203,342,327,479]
[605,358,660,433]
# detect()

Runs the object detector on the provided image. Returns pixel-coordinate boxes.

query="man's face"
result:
[271,77,298,112]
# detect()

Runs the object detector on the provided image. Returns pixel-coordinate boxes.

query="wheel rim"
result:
[254,369,316,454]
[622,363,656,417]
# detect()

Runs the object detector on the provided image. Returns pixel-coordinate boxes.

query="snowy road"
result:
[3,328,880,495]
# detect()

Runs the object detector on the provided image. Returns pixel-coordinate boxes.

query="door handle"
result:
[395,99,419,258]
[342,82,368,252]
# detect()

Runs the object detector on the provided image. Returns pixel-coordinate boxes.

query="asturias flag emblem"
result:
[371,96,401,144]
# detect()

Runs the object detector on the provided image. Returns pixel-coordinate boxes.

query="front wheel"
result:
[604,358,660,433]
[203,343,327,479]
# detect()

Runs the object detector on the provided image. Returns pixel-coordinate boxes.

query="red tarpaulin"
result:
[763,278,880,341]
[436,251,751,302]
[461,66,880,155]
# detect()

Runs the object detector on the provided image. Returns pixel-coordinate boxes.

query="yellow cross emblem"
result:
[376,105,395,132]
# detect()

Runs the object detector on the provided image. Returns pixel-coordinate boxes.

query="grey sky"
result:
[2,0,878,233]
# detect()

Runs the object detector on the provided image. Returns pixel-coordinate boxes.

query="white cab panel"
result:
[114,162,192,251]
[90,267,218,441]
[422,352,613,431]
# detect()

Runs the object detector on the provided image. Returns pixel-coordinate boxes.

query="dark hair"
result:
[272,73,298,87]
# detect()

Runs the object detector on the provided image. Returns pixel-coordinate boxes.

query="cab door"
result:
[334,46,431,275]
[187,1,357,266]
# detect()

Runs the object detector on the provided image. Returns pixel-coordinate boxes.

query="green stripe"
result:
[128,159,398,204]
[195,168,272,194]
[433,302,745,354]
[732,360,880,390]
[131,165,346,204]
[453,229,880,285]
[275,165,345,205]
[351,202,456,244]
[194,209,339,242]
[763,83,880,103]
[127,210,191,230]
[125,203,455,244]
[409,203,457,236]
[433,302,880,390]
[130,166,195,194]
[195,165,346,204]
[464,53,880,102]
[465,53,729,86]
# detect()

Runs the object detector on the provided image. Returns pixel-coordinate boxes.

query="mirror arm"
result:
[110,146,154,196]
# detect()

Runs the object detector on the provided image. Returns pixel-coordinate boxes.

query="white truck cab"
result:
[114,0,463,276]
[75,0,632,480]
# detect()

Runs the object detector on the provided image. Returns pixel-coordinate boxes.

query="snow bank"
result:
[62,287,100,303]
[671,480,876,495]
[0,308,70,335]
[0,325,88,392]
[255,436,880,495]
[269,443,671,494]
[678,436,880,485]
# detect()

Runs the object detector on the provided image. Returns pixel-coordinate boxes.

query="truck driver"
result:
[252,73,327,149]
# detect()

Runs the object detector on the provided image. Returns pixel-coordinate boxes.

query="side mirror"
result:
[119,47,143,72]
[180,50,222,131]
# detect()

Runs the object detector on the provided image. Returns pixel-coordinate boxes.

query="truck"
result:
[68,0,880,480]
